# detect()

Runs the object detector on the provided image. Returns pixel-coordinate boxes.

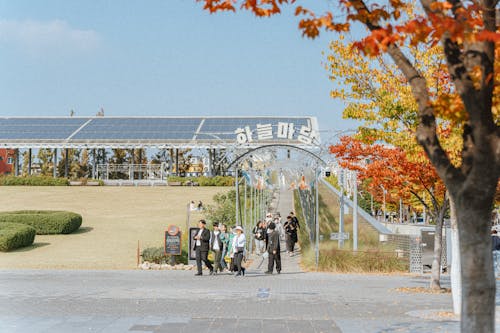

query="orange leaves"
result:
[352,27,399,55]
[476,30,500,43]
[429,1,452,12]
[199,0,236,13]
[330,136,445,202]
[295,6,349,38]
[198,0,294,16]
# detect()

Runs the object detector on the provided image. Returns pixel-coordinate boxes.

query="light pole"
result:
[380,185,387,222]
[339,168,345,248]
[315,166,320,269]
[353,171,358,251]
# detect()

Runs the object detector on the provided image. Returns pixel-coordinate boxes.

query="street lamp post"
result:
[353,171,358,251]
[339,169,345,248]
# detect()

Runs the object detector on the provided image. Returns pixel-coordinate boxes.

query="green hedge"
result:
[0,211,82,234]
[167,175,234,186]
[0,176,69,186]
[0,223,36,251]
[141,246,188,265]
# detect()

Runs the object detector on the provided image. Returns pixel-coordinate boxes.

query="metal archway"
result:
[230,144,324,270]
[227,144,327,170]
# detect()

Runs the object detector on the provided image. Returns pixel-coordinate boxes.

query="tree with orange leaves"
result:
[197,1,499,330]
[330,136,448,288]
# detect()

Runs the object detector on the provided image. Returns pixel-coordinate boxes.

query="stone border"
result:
[138,262,195,270]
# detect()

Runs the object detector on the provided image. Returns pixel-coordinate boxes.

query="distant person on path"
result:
[211,222,223,275]
[193,219,213,276]
[274,214,285,241]
[233,226,246,277]
[492,229,500,277]
[219,224,229,271]
[189,201,197,211]
[284,215,298,256]
[253,221,266,255]
[228,226,236,272]
[265,222,281,275]
[290,211,301,230]
[197,201,203,211]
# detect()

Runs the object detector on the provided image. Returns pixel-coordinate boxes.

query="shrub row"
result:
[141,246,188,265]
[0,211,82,234]
[0,223,36,251]
[167,176,234,186]
[0,176,69,186]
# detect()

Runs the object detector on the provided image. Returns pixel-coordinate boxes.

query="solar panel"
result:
[72,117,203,141]
[0,118,90,140]
[0,116,319,147]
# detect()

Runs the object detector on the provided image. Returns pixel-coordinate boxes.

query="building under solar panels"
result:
[0,116,320,182]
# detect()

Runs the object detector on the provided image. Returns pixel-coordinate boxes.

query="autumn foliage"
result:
[330,136,446,209]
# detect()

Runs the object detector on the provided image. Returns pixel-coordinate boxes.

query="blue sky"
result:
[0,0,359,135]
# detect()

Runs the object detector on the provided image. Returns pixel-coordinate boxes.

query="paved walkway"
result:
[2,189,500,332]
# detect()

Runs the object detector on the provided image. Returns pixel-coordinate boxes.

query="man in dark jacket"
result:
[265,222,281,274]
[193,219,213,276]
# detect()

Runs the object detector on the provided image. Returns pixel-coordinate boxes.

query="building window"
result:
[7,157,14,164]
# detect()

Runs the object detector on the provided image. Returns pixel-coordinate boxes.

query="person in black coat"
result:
[265,222,281,274]
[284,215,298,255]
[193,219,213,276]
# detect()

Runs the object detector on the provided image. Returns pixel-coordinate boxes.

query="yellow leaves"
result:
[469,65,483,90]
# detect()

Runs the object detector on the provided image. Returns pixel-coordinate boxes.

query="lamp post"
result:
[380,185,387,222]
[353,171,358,251]
[339,168,345,248]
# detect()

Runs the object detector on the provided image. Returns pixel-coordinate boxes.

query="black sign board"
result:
[164,225,182,255]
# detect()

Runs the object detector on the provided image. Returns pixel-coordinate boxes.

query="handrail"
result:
[320,178,392,235]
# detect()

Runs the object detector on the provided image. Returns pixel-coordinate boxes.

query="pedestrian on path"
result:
[233,226,246,277]
[253,221,266,255]
[193,219,213,276]
[211,222,223,275]
[219,223,229,271]
[284,215,298,256]
[265,222,281,274]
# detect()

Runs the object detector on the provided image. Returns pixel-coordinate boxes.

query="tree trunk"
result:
[449,196,462,315]
[429,203,446,290]
[455,190,496,332]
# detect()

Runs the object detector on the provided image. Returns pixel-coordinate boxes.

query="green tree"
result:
[37,149,54,176]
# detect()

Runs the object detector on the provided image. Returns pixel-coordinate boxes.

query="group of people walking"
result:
[252,212,300,257]
[193,220,246,277]
[192,211,300,277]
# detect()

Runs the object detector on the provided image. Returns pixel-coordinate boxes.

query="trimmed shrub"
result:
[141,246,187,265]
[0,211,82,234]
[0,176,69,186]
[0,223,36,251]
[167,175,234,186]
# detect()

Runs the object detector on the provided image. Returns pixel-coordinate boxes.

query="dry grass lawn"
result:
[0,186,227,269]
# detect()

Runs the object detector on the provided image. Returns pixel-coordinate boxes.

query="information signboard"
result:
[330,232,350,241]
[164,225,181,255]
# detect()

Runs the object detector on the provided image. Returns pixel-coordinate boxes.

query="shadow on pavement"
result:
[10,242,51,252]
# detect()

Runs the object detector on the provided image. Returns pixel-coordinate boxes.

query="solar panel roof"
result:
[0,116,320,149]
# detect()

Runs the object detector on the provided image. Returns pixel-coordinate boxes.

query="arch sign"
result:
[234,121,319,145]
